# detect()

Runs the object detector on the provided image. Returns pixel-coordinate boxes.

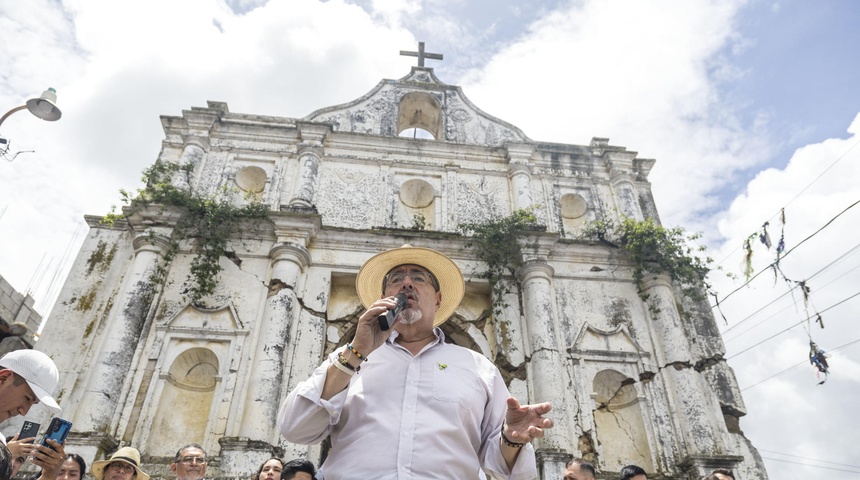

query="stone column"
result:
[288,147,321,208]
[643,275,723,456]
[505,143,534,211]
[72,219,173,434]
[221,213,320,476]
[602,146,644,220]
[288,123,329,208]
[611,177,644,220]
[517,260,569,472]
[171,140,207,191]
[238,242,310,441]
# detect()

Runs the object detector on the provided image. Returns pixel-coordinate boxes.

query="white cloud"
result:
[370,0,421,26]
[0,0,416,298]
[459,0,770,229]
[711,114,860,479]
[2,1,859,477]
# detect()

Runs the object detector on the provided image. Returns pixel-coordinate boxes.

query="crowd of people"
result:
[564,458,737,480]
[0,245,740,479]
[0,441,318,480]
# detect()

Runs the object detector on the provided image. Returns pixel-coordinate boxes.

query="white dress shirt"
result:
[278,328,537,480]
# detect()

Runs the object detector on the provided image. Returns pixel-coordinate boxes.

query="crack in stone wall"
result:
[600,406,650,464]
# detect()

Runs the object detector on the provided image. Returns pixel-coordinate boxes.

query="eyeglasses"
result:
[108,463,135,474]
[180,457,207,465]
[383,269,439,291]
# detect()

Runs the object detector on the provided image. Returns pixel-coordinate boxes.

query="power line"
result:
[758,448,860,469]
[723,256,860,343]
[776,137,860,220]
[712,198,860,308]
[740,337,860,391]
[727,290,860,360]
[715,136,860,267]
[760,456,860,474]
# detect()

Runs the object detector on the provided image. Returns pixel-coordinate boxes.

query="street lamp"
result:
[0,88,62,128]
[0,88,62,161]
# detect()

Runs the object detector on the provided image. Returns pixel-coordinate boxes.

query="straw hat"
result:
[356,245,464,326]
[91,447,150,480]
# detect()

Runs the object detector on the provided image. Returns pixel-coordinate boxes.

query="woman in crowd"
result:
[254,458,283,480]
[55,454,86,480]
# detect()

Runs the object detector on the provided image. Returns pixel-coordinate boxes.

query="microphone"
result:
[378,293,408,331]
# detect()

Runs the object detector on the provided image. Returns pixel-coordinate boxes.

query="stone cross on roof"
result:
[399,41,443,67]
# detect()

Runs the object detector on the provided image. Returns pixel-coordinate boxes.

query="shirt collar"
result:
[387,327,446,346]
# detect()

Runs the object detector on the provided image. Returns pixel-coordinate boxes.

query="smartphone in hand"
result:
[19,421,40,441]
[40,418,72,450]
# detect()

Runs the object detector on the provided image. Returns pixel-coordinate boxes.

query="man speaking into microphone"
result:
[279,245,553,479]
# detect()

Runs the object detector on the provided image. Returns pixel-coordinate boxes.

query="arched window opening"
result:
[396,92,442,140]
[398,128,436,140]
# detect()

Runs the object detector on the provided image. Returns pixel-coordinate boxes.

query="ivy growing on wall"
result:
[458,208,542,316]
[579,214,714,312]
[105,161,270,303]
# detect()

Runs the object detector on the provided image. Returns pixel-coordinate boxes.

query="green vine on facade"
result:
[104,161,270,303]
[458,208,541,316]
[411,212,426,230]
[579,214,713,312]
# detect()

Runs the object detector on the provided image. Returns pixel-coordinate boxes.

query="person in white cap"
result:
[0,349,61,443]
[279,245,553,479]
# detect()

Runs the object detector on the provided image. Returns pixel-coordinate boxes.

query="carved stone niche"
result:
[398,178,436,230]
[559,192,589,234]
[235,165,268,201]
[571,324,655,474]
[560,193,587,219]
[592,369,654,474]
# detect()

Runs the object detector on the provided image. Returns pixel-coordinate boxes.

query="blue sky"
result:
[730,1,860,167]
[1,1,859,478]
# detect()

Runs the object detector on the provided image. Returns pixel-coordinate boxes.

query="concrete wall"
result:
[0,274,41,344]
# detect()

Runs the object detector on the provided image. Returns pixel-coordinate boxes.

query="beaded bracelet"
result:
[346,343,367,362]
[500,423,525,448]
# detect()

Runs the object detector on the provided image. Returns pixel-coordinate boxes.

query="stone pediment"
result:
[303,67,530,147]
[163,303,244,331]
[571,323,646,357]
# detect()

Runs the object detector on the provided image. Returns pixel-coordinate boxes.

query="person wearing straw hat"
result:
[91,447,150,480]
[280,245,553,479]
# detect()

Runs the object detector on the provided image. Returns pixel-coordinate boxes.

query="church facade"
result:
[26,63,767,479]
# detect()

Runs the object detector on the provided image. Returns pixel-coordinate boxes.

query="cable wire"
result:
[712,198,860,308]
[757,449,860,469]
[740,337,860,391]
[715,136,860,267]
[727,290,860,360]
[760,456,860,474]
[723,256,860,343]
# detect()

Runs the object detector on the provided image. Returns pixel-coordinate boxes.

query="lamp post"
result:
[0,88,62,160]
[0,87,63,129]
